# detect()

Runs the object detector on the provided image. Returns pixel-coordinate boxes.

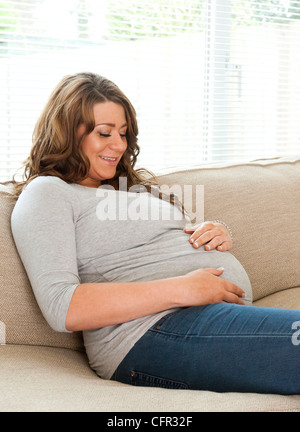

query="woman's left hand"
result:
[184,221,233,252]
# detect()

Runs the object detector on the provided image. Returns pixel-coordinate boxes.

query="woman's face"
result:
[79,101,128,188]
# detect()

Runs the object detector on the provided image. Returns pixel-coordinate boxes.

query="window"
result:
[0,0,299,182]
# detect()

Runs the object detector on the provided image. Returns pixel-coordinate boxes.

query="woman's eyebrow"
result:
[96,123,128,128]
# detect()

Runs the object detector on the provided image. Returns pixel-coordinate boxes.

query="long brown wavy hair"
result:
[11,72,157,196]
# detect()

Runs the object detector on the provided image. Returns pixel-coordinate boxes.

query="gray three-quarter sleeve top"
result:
[11,176,252,379]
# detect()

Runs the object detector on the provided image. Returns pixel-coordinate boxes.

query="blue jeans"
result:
[111,304,300,394]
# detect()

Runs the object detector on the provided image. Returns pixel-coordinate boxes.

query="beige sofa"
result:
[0,156,299,412]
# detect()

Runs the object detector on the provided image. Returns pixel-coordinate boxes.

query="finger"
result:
[205,238,232,251]
[206,268,245,300]
[204,267,225,276]
[223,292,245,305]
[190,223,224,247]
[204,235,224,251]
[216,240,232,251]
[184,226,195,232]
[184,224,202,234]
[192,230,215,248]
[225,281,245,300]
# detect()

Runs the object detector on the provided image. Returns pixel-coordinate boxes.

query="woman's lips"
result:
[99,156,119,165]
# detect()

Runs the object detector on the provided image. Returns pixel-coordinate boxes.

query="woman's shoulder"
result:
[22,175,75,197]
[26,175,69,190]
[17,176,78,208]
[13,176,80,220]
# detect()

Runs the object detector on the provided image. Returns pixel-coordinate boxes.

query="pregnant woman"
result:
[11,72,300,394]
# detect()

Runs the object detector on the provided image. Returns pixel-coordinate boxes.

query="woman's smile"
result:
[99,155,119,165]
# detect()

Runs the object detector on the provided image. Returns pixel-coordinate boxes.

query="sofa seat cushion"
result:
[1,345,300,412]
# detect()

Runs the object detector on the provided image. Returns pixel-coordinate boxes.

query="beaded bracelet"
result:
[213,220,233,240]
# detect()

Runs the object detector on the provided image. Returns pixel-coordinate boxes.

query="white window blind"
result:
[0,0,299,182]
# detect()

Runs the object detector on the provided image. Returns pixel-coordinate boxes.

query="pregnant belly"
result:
[114,247,253,306]
[195,249,253,305]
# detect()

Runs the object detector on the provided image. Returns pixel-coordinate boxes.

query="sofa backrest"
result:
[157,157,300,302]
[0,188,84,351]
[0,157,299,349]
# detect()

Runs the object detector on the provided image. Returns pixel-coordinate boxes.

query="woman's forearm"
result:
[65,267,245,332]
[65,277,181,331]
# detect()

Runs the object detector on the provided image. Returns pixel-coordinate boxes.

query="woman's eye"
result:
[99,133,111,137]
[98,131,126,138]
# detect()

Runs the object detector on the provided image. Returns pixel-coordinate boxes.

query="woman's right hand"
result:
[177,267,245,307]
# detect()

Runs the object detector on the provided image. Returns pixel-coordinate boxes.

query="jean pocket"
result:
[130,370,189,390]
[151,310,179,331]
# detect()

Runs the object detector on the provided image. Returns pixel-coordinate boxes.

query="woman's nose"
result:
[110,133,127,151]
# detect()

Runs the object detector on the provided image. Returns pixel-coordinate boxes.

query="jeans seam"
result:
[150,329,293,339]
[130,370,189,390]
